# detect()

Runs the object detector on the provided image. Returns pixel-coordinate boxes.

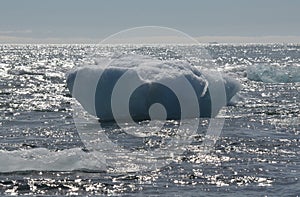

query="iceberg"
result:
[247,64,300,83]
[67,55,241,121]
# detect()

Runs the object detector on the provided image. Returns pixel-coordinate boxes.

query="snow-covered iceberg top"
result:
[67,55,241,121]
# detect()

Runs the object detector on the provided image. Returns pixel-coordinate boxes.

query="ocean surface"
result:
[0,44,299,196]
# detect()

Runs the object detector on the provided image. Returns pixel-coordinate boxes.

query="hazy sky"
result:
[0,0,299,43]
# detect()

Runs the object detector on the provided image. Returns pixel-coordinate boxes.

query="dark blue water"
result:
[0,44,299,196]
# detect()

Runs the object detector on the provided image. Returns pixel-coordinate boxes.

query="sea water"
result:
[0,44,299,196]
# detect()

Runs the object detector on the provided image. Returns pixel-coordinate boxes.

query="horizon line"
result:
[0,35,300,44]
